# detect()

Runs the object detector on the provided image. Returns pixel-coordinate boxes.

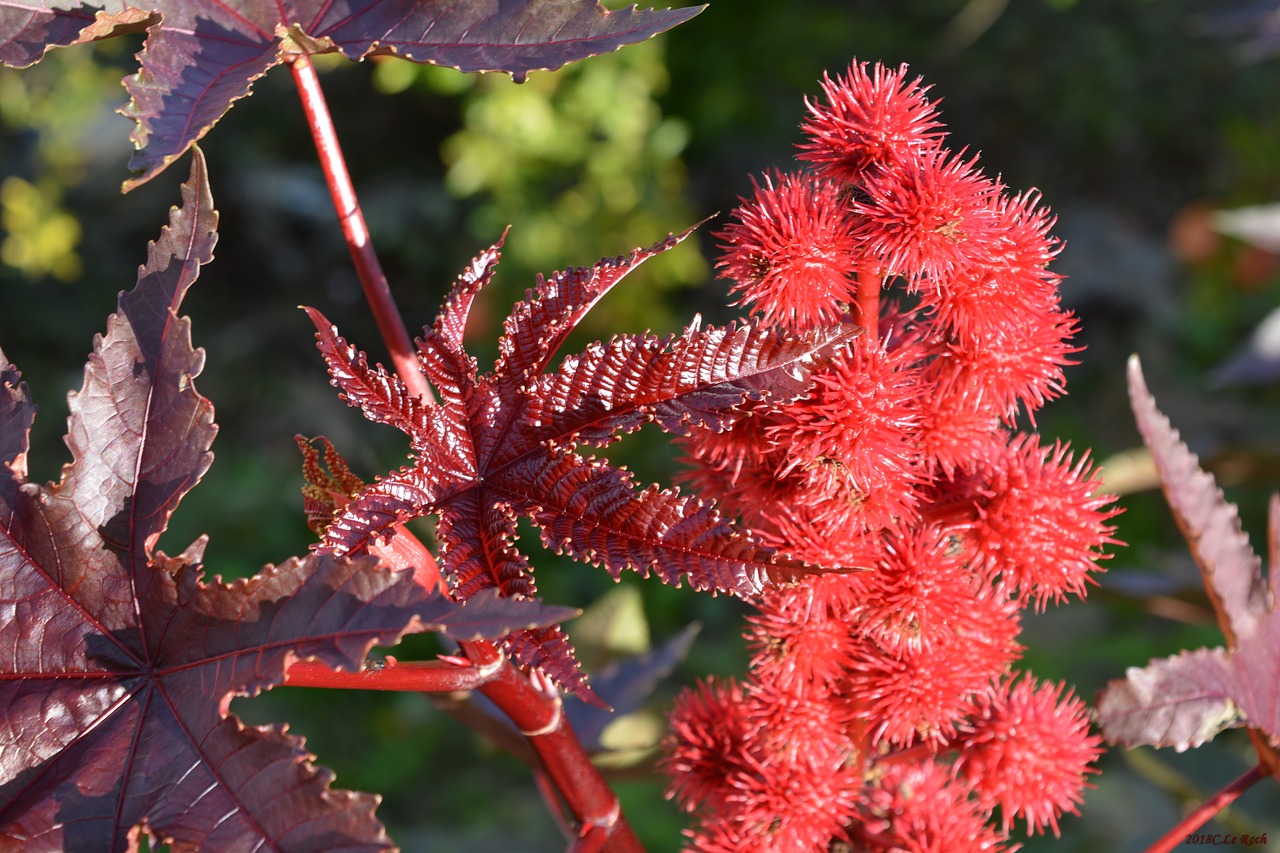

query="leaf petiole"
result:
[1143,762,1266,853]
[283,656,503,692]
[288,52,435,404]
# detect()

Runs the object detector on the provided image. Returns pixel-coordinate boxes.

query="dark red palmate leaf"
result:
[0,0,703,189]
[428,587,582,643]
[1096,356,1280,769]
[0,150,473,851]
[305,226,861,700]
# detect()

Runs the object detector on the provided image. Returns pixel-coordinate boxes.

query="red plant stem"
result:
[375,526,447,595]
[287,54,435,404]
[875,741,939,767]
[534,768,577,837]
[1144,762,1266,853]
[856,266,881,338]
[845,818,908,852]
[286,642,641,847]
[283,656,502,692]
[918,497,978,529]
[462,639,643,852]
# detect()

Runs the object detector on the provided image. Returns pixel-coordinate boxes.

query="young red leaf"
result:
[525,318,861,446]
[493,226,698,388]
[521,446,790,594]
[307,229,861,700]
[1096,356,1280,761]
[0,0,704,189]
[0,151,465,851]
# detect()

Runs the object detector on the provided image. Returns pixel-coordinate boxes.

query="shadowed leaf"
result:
[0,151,458,851]
[437,588,581,642]
[566,622,700,751]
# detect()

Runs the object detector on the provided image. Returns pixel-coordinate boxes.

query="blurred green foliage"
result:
[406,43,696,278]
[5,0,1280,850]
[0,175,81,280]
[367,36,705,345]
[0,46,126,281]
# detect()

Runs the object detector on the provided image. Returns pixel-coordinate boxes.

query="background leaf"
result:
[1095,649,1239,751]
[1126,354,1269,644]
[1096,356,1280,771]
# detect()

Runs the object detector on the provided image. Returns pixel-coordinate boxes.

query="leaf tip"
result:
[1126,353,1146,392]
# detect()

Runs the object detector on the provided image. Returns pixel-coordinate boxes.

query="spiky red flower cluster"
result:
[662,60,1115,851]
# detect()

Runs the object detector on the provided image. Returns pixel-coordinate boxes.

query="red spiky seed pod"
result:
[798,61,946,183]
[716,171,860,333]
[954,675,1103,836]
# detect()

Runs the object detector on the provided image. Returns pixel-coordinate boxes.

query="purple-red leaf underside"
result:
[1127,355,1268,645]
[0,352,32,485]
[1095,649,1238,751]
[1271,494,1280,596]
[0,551,432,852]
[1096,356,1280,759]
[0,2,153,68]
[0,0,703,189]
[437,587,579,643]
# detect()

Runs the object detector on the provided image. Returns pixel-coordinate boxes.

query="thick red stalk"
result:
[856,266,880,337]
[1144,763,1265,853]
[370,525,447,594]
[287,54,435,404]
[283,656,501,692]
[462,639,643,852]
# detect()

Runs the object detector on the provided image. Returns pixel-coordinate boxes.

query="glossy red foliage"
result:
[305,228,860,701]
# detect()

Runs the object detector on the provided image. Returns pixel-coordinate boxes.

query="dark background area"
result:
[4,1,1280,850]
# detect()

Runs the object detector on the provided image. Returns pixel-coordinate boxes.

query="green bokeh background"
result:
[4,1,1280,850]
